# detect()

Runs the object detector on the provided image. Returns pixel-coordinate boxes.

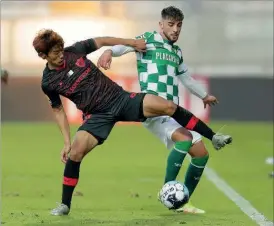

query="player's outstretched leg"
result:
[142,94,232,150]
[51,131,98,216]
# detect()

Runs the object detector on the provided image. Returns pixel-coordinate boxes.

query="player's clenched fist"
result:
[131,39,146,52]
[97,49,113,70]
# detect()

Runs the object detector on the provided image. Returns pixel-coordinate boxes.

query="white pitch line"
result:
[205,167,274,226]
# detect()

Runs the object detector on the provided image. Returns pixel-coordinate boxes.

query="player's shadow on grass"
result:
[123,214,204,226]
[24,219,119,226]
[24,213,203,226]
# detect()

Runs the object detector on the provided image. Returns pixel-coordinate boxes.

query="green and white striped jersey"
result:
[135,31,186,104]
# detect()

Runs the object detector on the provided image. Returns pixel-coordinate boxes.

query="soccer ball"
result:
[158,181,189,210]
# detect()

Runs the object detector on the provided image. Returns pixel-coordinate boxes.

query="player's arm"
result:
[97,32,152,69]
[101,32,153,57]
[178,63,208,99]
[97,45,135,69]
[94,37,145,52]
[178,63,218,108]
[111,45,135,56]
[69,37,145,55]
[42,86,71,147]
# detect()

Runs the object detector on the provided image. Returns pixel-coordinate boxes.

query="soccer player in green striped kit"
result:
[98,6,227,213]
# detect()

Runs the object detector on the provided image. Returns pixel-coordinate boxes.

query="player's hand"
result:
[97,50,113,70]
[202,95,219,109]
[131,39,146,52]
[1,69,9,84]
[61,143,71,164]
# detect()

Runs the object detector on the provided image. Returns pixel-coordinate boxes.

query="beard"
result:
[162,30,178,44]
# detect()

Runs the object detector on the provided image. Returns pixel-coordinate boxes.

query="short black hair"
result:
[161,6,184,21]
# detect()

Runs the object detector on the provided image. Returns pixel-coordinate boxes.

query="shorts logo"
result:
[161,117,170,124]
[82,114,92,124]
[75,57,86,68]
[130,92,137,98]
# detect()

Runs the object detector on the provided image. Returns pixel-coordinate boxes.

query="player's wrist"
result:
[64,140,71,146]
[105,49,113,55]
[125,39,136,47]
[202,94,209,100]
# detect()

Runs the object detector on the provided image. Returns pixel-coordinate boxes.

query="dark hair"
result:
[161,6,184,21]
[33,29,64,55]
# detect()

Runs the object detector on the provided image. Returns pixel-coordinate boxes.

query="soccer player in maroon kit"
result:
[33,29,232,215]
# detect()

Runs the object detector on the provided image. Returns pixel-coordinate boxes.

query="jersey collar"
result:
[45,60,66,72]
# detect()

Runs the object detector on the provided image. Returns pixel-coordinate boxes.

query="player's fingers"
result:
[104,59,111,67]
[61,151,67,163]
[103,61,109,69]
[106,60,111,67]
[63,155,68,164]
[100,61,107,69]
[97,59,102,68]
[106,62,110,69]
[100,58,108,68]
[136,48,145,52]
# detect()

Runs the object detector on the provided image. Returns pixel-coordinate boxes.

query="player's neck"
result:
[47,62,58,70]
[159,31,175,45]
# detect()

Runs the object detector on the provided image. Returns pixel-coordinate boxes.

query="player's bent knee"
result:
[165,100,177,116]
[189,141,209,158]
[70,143,96,161]
[70,149,86,162]
[172,127,193,142]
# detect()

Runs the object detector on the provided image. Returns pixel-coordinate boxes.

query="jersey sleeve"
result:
[41,85,62,108]
[178,61,188,75]
[111,45,135,57]
[65,38,98,55]
[135,32,153,41]
[176,48,188,75]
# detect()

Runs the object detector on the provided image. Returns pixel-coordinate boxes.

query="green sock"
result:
[164,141,192,183]
[184,155,209,197]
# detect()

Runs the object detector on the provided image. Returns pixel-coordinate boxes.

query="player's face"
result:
[46,45,64,68]
[160,18,182,43]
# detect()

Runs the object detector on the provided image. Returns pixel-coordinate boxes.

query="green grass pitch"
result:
[1,122,273,226]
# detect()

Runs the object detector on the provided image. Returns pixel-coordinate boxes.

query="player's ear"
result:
[38,52,47,59]
[159,20,164,30]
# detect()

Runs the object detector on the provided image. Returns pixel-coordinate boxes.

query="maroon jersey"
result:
[41,39,124,114]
